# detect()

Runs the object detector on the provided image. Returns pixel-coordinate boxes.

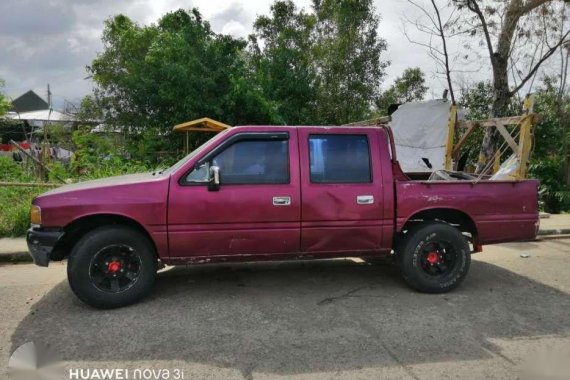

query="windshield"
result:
[162,129,231,176]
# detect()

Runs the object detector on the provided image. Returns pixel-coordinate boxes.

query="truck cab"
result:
[167,126,393,262]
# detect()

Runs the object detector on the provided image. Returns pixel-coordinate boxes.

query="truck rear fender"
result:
[51,214,158,261]
[398,208,480,251]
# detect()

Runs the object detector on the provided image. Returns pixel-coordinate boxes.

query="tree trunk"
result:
[473,0,522,174]
[476,57,511,174]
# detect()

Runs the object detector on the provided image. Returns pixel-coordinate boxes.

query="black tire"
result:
[67,226,157,309]
[398,222,470,293]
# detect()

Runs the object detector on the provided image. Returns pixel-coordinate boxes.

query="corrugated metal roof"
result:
[5,109,74,122]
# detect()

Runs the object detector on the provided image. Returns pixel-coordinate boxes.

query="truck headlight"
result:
[30,205,42,226]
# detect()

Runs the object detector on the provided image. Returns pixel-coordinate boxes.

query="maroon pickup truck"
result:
[27,125,539,308]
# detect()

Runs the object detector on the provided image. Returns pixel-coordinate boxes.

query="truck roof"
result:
[233,125,387,130]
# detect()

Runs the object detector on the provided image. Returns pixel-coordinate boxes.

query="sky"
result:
[0,0,490,110]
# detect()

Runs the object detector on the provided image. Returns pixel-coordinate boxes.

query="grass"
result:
[0,186,49,237]
[0,153,150,237]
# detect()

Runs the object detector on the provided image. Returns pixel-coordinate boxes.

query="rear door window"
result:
[309,134,371,183]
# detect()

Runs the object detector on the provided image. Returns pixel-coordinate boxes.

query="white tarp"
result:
[389,99,453,173]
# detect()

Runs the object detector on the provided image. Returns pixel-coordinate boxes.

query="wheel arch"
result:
[51,213,157,261]
[399,208,479,247]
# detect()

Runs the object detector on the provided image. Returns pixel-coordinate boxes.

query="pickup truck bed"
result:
[395,180,539,245]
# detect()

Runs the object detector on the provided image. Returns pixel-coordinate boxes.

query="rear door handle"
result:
[357,195,374,205]
[273,196,291,206]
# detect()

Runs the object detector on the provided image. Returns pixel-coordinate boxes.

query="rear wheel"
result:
[398,222,470,293]
[67,226,157,309]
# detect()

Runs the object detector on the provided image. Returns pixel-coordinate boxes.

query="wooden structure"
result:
[444,95,538,179]
[173,117,231,154]
[343,116,391,126]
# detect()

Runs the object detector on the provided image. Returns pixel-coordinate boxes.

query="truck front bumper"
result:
[26,228,64,267]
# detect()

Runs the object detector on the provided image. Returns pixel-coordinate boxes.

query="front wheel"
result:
[398,222,470,293]
[67,226,157,309]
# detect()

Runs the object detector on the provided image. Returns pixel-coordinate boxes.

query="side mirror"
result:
[208,165,220,191]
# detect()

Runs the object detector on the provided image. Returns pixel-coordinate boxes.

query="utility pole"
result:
[41,83,52,181]
[44,83,51,143]
[47,83,52,109]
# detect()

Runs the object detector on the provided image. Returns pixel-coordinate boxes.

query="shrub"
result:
[0,157,43,236]
[70,128,150,179]
[529,156,570,213]
[0,130,154,237]
[0,155,35,182]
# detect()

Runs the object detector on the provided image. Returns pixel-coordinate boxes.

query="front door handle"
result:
[357,195,374,205]
[273,196,291,206]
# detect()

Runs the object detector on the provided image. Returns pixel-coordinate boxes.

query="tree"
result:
[454,0,570,114]
[88,9,280,161]
[528,77,570,212]
[452,0,570,171]
[312,0,389,124]
[250,0,390,125]
[555,37,570,186]
[0,78,11,116]
[77,95,103,123]
[249,1,318,125]
[376,67,428,114]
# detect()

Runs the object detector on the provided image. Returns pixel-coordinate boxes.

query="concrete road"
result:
[1,239,569,380]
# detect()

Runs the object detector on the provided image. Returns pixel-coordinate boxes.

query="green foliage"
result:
[70,128,150,179]
[0,78,11,116]
[376,67,428,115]
[249,0,318,125]
[459,82,493,120]
[46,161,69,183]
[528,78,570,213]
[529,156,569,213]
[0,156,34,182]
[41,124,73,149]
[0,157,44,237]
[0,186,44,237]
[77,95,103,123]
